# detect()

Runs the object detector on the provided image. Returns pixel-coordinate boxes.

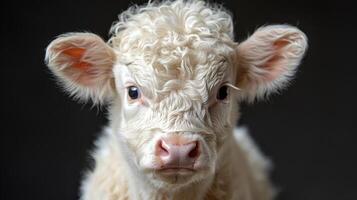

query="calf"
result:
[45,0,307,199]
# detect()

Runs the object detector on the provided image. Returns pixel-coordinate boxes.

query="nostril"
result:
[188,141,199,158]
[157,140,169,156]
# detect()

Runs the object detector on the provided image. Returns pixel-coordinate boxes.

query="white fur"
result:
[45,0,307,199]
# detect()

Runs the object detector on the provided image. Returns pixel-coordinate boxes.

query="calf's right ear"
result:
[45,32,116,104]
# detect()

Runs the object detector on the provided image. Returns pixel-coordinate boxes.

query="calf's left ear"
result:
[236,25,308,101]
[45,32,116,104]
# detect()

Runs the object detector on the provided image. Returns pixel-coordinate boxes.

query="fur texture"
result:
[45,0,307,199]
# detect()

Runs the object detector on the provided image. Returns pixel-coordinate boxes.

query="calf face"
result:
[45,0,307,191]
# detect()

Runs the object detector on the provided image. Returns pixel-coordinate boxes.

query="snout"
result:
[138,132,216,186]
[156,138,200,170]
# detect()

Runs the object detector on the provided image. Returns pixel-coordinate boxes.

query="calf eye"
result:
[128,86,140,100]
[217,85,229,101]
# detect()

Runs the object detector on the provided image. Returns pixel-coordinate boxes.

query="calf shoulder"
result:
[80,128,129,200]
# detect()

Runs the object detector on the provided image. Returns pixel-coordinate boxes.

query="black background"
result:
[1,0,356,199]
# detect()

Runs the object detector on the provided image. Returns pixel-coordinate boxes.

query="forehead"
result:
[116,47,233,100]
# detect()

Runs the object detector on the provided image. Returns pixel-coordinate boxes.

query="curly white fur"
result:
[45,0,307,199]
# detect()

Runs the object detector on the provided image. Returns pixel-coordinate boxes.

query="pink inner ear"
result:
[260,39,291,81]
[62,48,91,70]
[63,47,85,58]
[263,55,285,81]
[273,40,290,49]
[72,61,91,69]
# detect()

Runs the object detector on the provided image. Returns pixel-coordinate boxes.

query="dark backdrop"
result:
[1,0,356,199]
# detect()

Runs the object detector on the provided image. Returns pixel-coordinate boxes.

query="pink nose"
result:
[156,139,200,169]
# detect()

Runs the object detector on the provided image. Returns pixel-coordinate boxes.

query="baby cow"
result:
[45,0,307,199]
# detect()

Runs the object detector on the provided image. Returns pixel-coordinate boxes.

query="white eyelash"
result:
[225,83,241,91]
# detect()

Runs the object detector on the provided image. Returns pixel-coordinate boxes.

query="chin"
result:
[145,166,213,190]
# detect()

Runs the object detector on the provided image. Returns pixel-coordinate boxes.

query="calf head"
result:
[45,1,307,191]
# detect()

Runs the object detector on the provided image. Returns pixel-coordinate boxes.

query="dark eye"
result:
[128,86,140,100]
[217,85,229,101]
